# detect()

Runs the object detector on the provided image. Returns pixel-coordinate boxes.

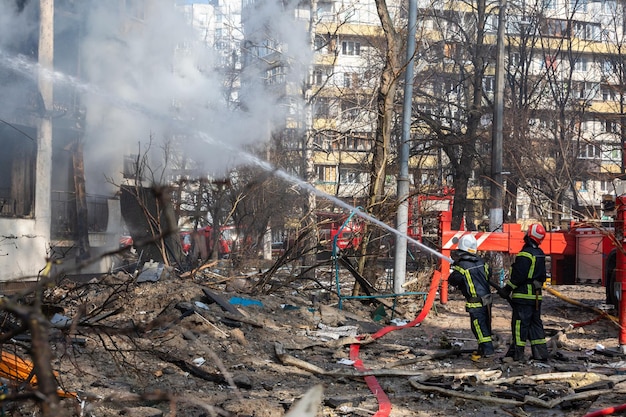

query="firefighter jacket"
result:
[506,239,547,304]
[449,252,492,310]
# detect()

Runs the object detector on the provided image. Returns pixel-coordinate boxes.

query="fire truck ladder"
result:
[332,209,428,315]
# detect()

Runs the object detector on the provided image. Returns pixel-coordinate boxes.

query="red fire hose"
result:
[348,271,442,417]
[583,403,626,417]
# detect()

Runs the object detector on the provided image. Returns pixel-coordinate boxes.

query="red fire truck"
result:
[180,225,236,259]
[317,211,364,251]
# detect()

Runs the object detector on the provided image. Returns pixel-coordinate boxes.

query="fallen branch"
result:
[409,377,618,409]
[194,312,229,337]
[151,350,251,389]
[487,371,626,387]
[409,379,524,406]
[179,261,219,279]
[274,342,500,381]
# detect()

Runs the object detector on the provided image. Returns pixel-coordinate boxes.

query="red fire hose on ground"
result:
[348,271,442,417]
[583,403,626,417]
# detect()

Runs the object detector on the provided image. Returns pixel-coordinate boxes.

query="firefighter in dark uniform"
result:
[501,223,550,361]
[449,234,495,357]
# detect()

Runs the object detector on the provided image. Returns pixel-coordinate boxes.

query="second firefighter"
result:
[449,234,495,357]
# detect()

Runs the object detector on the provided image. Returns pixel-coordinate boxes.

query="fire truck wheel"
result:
[605,249,618,311]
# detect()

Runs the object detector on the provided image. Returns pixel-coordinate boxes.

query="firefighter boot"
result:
[505,344,526,361]
[531,343,549,361]
[478,342,495,358]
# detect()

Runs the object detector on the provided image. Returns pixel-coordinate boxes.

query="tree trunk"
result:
[356,0,402,289]
[450,0,487,231]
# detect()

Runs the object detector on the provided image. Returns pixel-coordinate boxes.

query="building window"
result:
[341,100,360,120]
[0,128,36,217]
[485,14,498,33]
[575,22,600,40]
[543,19,569,38]
[343,73,352,88]
[600,180,609,192]
[579,143,601,159]
[317,1,334,18]
[313,69,324,86]
[602,87,616,101]
[570,0,587,11]
[574,57,588,72]
[314,97,331,117]
[602,0,616,14]
[316,165,335,182]
[339,168,361,184]
[483,76,495,92]
[341,41,361,56]
[604,120,619,133]
[265,66,287,85]
[574,81,597,100]
[314,35,329,54]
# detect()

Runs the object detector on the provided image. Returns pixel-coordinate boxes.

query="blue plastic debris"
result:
[229,297,263,307]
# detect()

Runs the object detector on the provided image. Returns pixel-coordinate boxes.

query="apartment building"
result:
[240,0,626,228]
[0,0,190,281]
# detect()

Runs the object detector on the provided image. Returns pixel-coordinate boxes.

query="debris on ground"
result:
[0,262,624,416]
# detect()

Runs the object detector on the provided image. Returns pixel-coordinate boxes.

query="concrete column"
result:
[35,0,54,240]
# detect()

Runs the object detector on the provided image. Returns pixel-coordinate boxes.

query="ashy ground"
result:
[3,264,626,417]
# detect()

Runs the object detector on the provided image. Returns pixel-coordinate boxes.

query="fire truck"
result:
[437,194,626,352]
[317,211,364,251]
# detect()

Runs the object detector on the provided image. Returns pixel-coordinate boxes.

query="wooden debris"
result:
[283,384,324,417]
[409,379,524,406]
[274,342,500,381]
[389,349,463,367]
[202,288,246,317]
[151,349,252,389]
[488,371,626,387]
[409,377,622,409]
[179,261,219,279]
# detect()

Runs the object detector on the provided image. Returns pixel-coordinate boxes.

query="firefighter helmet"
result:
[457,234,477,254]
[526,223,546,245]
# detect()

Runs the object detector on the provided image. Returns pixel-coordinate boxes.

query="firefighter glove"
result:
[532,280,543,291]
[499,285,512,299]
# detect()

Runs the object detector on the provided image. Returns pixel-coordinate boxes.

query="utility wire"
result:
[0,118,35,142]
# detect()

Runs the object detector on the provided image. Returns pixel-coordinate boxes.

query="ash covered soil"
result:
[8,263,626,417]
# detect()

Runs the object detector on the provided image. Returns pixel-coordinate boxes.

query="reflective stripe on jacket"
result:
[507,242,546,303]
[449,253,491,309]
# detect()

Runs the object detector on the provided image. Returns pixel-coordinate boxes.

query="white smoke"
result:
[0,0,313,195]
[80,0,312,194]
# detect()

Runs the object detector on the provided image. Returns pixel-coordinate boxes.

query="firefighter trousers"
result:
[507,301,548,361]
[468,305,494,355]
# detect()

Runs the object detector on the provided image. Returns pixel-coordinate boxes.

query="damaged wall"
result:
[0,219,50,281]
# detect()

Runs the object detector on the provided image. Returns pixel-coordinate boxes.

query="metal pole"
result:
[394,0,418,293]
[490,0,506,233]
